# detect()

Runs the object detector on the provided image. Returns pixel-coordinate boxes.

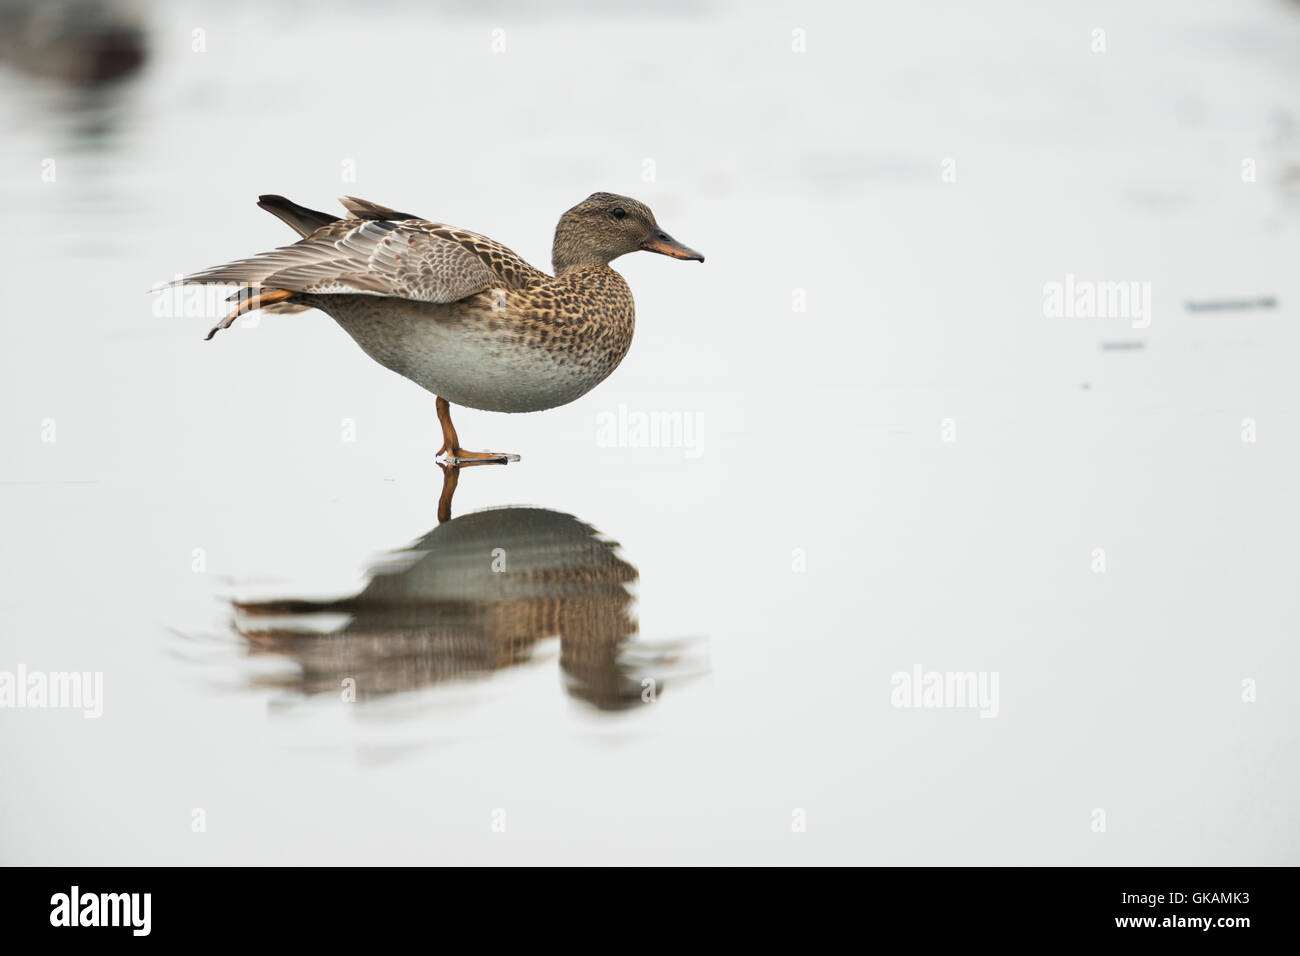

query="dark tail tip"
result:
[256,194,340,238]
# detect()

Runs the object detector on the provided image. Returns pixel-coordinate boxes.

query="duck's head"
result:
[552,192,704,274]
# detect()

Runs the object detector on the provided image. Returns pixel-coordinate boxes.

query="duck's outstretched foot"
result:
[435,396,519,466]
[436,448,521,465]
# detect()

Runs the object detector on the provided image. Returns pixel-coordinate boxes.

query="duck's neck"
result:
[552,223,613,275]
[553,257,612,276]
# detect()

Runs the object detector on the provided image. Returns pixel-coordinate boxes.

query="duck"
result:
[178,192,704,463]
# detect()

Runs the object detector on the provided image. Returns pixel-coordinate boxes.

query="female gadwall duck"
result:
[179,193,703,463]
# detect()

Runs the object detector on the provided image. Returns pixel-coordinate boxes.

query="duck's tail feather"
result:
[257,194,340,237]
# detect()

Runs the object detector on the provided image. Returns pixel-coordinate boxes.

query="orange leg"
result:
[205,288,294,341]
[435,397,519,465]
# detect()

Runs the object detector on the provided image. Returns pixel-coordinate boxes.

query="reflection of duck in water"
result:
[234,467,670,711]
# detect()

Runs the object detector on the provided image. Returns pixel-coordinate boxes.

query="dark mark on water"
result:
[1185,297,1277,312]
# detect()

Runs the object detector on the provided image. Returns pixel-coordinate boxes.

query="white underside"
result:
[318,297,605,413]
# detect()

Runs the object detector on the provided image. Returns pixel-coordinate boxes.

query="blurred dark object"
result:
[0,0,146,86]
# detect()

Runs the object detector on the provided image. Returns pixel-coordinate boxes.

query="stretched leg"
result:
[435,397,520,464]
[205,287,294,341]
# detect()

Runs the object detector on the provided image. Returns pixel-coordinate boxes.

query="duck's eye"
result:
[612,208,626,220]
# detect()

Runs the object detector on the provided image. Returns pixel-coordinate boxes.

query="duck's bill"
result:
[641,232,705,262]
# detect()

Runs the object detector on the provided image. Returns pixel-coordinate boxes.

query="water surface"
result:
[1,0,1297,864]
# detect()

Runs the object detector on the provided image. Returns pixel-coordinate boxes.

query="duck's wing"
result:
[181,196,546,301]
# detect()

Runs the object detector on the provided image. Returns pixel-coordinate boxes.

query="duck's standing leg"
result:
[435,397,520,465]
